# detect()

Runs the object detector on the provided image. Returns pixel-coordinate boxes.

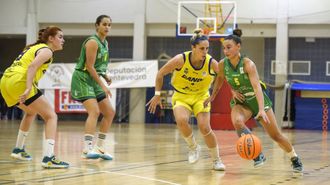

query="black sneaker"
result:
[11,147,32,161]
[291,156,303,172]
[41,156,69,169]
[253,153,266,168]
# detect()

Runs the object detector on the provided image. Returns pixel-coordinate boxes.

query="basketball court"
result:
[1,0,330,185]
[0,120,329,185]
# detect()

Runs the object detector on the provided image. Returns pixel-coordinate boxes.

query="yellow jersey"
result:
[3,43,53,84]
[171,51,216,94]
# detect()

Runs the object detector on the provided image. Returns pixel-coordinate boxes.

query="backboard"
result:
[177,1,237,38]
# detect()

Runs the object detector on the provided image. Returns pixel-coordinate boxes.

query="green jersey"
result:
[224,57,254,96]
[75,34,109,75]
[223,57,272,116]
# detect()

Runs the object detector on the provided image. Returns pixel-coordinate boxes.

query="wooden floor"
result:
[0,120,329,185]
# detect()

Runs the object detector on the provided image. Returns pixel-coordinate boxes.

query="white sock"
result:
[16,130,28,149]
[209,145,220,161]
[44,139,55,157]
[84,134,94,151]
[287,148,298,158]
[96,132,107,149]
[184,133,197,149]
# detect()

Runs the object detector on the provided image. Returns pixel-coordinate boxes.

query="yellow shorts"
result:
[172,91,210,117]
[0,73,40,107]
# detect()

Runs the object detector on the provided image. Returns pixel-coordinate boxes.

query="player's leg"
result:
[21,95,69,168]
[95,94,115,160]
[11,107,36,161]
[259,108,303,172]
[81,98,101,159]
[231,104,266,167]
[172,92,200,163]
[194,93,225,170]
[196,112,225,171]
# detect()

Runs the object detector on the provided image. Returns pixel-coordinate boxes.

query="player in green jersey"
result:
[205,29,303,172]
[71,15,115,160]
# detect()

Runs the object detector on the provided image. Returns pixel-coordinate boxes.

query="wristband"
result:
[155,91,161,96]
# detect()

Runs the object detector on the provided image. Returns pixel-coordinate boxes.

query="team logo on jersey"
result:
[181,74,203,82]
[97,53,102,59]
[202,71,207,76]
[184,67,188,74]
[240,67,244,74]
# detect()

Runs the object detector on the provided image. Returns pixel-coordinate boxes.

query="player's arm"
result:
[85,39,111,97]
[85,39,105,88]
[155,54,184,93]
[21,48,53,103]
[244,58,269,123]
[210,60,225,101]
[204,60,225,107]
[146,54,184,113]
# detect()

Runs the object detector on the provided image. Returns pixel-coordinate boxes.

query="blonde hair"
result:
[190,28,208,46]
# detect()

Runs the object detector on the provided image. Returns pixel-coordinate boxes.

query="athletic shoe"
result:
[81,149,101,159]
[291,156,303,172]
[253,153,266,168]
[41,156,69,169]
[213,159,226,171]
[188,145,201,164]
[95,146,113,160]
[11,147,32,161]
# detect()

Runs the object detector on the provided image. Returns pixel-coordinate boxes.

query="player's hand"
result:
[102,85,112,98]
[231,90,245,103]
[203,97,212,108]
[255,110,270,124]
[104,76,112,86]
[19,88,31,104]
[146,95,162,114]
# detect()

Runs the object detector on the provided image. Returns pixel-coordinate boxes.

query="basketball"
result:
[236,134,262,160]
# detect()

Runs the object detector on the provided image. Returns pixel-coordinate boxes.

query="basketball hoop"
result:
[203,27,224,42]
[202,27,212,35]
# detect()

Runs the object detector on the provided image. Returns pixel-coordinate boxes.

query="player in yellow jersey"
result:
[146,29,225,171]
[0,26,69,169]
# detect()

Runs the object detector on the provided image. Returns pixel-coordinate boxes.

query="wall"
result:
[0,37,26,71]
[1,0,330,36]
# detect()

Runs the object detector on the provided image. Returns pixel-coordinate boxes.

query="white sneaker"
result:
[95,146,113,160]
[188,145,201,164]
[213,159,226,171]
[81,149,101,159]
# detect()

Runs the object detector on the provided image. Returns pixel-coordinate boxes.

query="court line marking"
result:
[70,166,181,185]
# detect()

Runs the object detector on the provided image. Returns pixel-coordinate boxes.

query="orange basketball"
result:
[236,134,262,160]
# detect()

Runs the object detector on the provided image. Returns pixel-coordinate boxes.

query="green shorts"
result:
[230,91,273,117]
[71,70,106,102]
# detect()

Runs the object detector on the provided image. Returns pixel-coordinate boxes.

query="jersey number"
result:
[15,48,30,61]
[234,77,240,86]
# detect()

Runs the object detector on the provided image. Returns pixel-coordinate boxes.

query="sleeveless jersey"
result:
[3,43,52,84]
[75,35,109,75]
[171,51,215,94]
[224,57,255,96]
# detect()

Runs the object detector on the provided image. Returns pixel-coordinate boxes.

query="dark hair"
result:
[190,28,209,46]
[224,28,242,44]
[25,26,62,50]
[95,15,112,26]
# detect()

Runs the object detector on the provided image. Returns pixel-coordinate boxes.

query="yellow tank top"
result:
[3,43,53,84]
[171,51,215,94]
